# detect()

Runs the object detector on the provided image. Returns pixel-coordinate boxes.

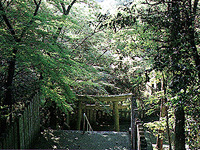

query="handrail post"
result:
[82,113,93,134]
[83,113,86,134]
[131,95,136,150]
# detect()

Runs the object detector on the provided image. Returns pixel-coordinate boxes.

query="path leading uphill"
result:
[33,130,131,149]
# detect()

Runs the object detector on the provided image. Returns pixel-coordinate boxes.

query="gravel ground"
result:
[32,130,131,149]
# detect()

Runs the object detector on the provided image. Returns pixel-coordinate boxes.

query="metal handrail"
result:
[83,113,93,134]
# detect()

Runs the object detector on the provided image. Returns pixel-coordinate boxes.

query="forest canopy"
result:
[0,0,199,149]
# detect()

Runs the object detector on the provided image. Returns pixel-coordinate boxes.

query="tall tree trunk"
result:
[0,0,42,106]
[4,50,17,105]
[175,104,185,150]
[170,1,186,149]
[49,101,57,129]
[185,0,200,79]
[188,26,200,80]
[0,1,18,106]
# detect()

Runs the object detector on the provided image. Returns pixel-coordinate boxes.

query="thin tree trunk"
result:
[156,130,163,150]
[175,104,185,150]
[156,100,163,150]
[163,73,172,150]
[156,76,164,150]
[165,109,172,150]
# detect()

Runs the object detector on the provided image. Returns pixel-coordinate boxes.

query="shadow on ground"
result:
[32,130,131,149]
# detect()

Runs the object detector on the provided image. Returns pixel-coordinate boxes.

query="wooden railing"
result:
[136,119,148,150]
[0,93,40,149]
[131,96,136,149]
[130,96,147,150]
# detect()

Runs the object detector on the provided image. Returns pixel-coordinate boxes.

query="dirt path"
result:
[33,130,131,149]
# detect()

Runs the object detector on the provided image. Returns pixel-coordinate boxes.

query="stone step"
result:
[32,129,131,149]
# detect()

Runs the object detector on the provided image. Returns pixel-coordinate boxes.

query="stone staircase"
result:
[33,130,131,149]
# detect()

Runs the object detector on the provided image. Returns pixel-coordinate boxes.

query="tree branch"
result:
[142,0,173,5]
[73,21,103,50]
[61,0,77,15]
[0,1,19,42]
[20,0,42,40]
[73,28,104,51]
[33,0,38,5]
[2,0,6,5]
[53,0,77,40]
[4,0,14,8]
[97,49,108,60]
[142,0,162,6]
[193,0,199,18]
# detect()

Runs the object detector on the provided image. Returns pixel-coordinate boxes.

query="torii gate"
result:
[76,93,132,132]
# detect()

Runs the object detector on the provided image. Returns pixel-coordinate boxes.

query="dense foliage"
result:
[0,0,199,149]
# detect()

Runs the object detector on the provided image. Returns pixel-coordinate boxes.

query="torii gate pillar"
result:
[76,101,82,130]
[113,101,120,132]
